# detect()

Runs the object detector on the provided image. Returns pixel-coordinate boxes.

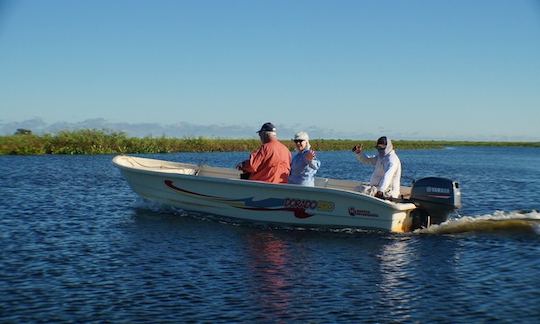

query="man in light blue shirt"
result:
[288,132,321,186]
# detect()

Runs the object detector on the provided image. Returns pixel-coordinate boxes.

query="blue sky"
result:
[1,0,539,140]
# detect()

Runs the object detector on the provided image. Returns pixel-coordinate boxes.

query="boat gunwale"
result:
[113,155,417,212]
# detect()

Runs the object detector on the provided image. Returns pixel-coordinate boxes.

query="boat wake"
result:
[416,210,540,235]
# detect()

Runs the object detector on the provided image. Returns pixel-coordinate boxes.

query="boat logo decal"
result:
[284,198,335,212]
[348,207,378,217]
[427,186,450,194]
[163,180,336,219]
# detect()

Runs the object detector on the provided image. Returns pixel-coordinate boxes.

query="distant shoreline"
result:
[1,129,538,155]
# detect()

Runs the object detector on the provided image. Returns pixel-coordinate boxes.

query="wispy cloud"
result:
[1,118,538,141]
[0,118,365,139]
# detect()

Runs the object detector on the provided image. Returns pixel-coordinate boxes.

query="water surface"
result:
[1,147,539,322]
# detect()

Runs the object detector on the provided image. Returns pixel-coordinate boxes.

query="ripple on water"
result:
[1,151,540,322]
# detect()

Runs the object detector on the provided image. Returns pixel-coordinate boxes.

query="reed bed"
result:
[0,129,538,155]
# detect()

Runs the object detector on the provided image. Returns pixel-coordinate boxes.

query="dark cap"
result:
[257,122,276,133]
[376,136,387,146]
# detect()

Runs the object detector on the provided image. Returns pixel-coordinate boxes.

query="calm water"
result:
[1,147,539,323]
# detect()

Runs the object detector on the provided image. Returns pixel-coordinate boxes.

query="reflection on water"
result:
[376,234,466,322]
[378,237,416,318]
[245,232,292,321]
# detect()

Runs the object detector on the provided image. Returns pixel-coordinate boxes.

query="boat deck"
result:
[116,155,412,198]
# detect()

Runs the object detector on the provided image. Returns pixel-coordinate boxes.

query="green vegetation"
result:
[0,129,538,155]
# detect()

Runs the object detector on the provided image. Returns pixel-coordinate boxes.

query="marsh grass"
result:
[0,129,538,155]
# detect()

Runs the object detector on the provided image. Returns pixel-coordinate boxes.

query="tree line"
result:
[0,129,538,155]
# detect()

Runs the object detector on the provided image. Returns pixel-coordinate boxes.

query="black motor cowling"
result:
[410,177,461,228]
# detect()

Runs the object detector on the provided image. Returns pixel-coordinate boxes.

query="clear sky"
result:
[1,0,539,140]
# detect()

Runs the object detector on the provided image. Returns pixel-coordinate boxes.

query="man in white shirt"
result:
[352,136,402,199]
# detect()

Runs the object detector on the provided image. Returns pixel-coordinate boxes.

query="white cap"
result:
[293,131,309,141]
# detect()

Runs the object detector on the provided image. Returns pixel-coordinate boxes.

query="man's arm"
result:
[353,144,377,166]
[243,146,266,173]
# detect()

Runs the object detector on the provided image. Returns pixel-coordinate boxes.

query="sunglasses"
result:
[293,140,305,143]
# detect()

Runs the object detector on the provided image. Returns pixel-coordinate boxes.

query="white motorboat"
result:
[113,155,461,233]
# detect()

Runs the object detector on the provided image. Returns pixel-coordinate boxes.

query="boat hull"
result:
[113,156,417,232]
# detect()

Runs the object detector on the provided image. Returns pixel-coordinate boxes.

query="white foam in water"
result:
[134,198,188,216]
[417,210,540,234]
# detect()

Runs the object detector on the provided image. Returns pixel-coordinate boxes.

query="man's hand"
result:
[236,161,245,170]
[305,150,316,161]
[352,144,363,154]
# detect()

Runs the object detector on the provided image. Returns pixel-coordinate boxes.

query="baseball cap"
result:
[257,122,276,133]
[293,131,309,141]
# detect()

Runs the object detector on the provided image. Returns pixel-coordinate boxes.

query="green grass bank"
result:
[1,129,538,155]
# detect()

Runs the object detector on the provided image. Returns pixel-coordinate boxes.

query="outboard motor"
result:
[409,177,461,229]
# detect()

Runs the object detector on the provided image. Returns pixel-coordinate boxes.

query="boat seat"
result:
[197,166,242,179]
[399,186,412,199]
[316,177,412,198]
[316,177,364,192]
[314,177,329,187]
[174,168,197,175]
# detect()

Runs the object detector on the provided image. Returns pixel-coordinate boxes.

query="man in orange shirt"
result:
[236,122,292,183]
